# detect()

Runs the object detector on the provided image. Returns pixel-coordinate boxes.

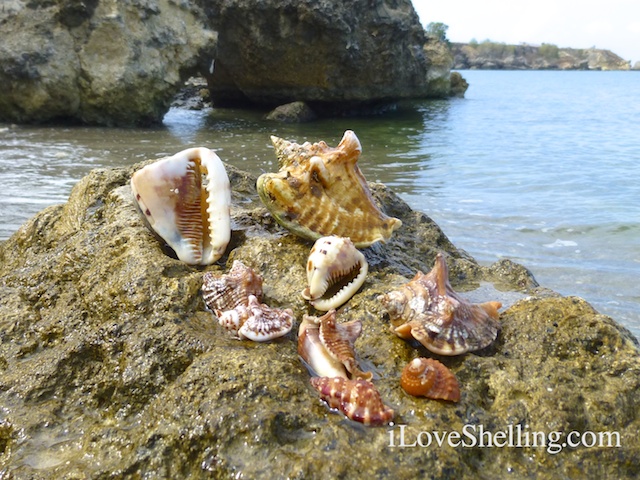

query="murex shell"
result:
[378,253,502,355]
[256,130,402,247]
[202,261,292,342]
[401,358,460,402]
[217,294,294,342]
[301,236,368,311]
[298,310,371,380]
[202,260,263,313]
[131,147,231,265]
[309,377,394,426]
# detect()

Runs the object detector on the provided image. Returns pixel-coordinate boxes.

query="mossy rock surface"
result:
[0,162,638,478]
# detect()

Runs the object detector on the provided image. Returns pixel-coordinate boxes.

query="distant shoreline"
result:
[450,41,637,71]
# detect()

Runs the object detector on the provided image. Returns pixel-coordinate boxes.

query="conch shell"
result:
[202,260,263,312]
[309,377,394,426]
[217,294,294,342]
[131,147,231,265]
[301,236,368,311]
[401,358,460,402]
[256,130,402,247]
[297,310,371,380]
[378,253,501,355]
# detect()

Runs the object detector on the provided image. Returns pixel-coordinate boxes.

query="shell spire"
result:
[257,130,401,247]
[378,253,501,355]
[131,147,231,265]
[309,377,394,426]
[202,260,263,313]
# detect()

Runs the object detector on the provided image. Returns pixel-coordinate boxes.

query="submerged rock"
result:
[0,161,638,477]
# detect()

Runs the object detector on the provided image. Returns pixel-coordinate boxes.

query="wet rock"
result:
[265,101,317,123]
[0,160,638,478]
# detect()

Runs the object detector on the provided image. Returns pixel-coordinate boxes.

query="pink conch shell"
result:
[298,310,371,380]
[301,236,368,311]
[256,130,402,247]
[216,294,293,342]
[131,147,231,265]
[202,260,263,313]
[309,376,394,426]
[401,358,460,402]
[378,253,501,355]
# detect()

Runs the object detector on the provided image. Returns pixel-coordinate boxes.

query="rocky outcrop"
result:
[0,0,460,126]
[0,0,217,125]
[452,42,631,70]
[0,155,638,478]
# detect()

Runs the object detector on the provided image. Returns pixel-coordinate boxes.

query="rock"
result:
[0,158,638,478]
[632,61,640,71]
[451,42,631,70]
[204,0,435,108]
[0,0,458,126]
[449,71,469,98]
[0,0,216,125]
[265,101,317,123]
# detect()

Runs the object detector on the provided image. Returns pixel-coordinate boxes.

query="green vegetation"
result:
[426,22,448,42]
[539,43,560,59]
[472,39,516,57]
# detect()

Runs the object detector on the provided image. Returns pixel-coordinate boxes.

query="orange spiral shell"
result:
[401,358,460,402]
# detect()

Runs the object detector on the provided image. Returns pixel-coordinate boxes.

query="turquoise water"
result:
[0,70,638,337]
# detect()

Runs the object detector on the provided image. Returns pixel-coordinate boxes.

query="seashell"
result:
[131,147,231,265]
[309,376,394,426]
[216,294,293,342]
[298,310,371,380]
[378,253,502,355]
[256,130,402,247]
[202,260,263,312]
[401,358,460,402]
[301,236,368,311]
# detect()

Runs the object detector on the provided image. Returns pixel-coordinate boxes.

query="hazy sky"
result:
[412,0,640,64]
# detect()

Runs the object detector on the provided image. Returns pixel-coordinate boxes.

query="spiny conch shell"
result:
[256,130,402,247]
[202,260,263,313]
[131,147,231,265]
[401,358,460,402]
[378,252,502,356]
[217,294,294,342]
[309,377,394,426]
[298,310,371,380]
[301,236,368,311]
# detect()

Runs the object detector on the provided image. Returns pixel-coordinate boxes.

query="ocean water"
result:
[0,70,638,337]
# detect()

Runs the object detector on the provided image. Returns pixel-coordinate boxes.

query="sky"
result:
[412,0,640,64]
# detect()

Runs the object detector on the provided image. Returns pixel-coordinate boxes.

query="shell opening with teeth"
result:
[298,310,372,380]
[301,236,368,311]
[256,130,402,247]
[309,377,394,426]
[401,358,460,402]
[378,253,502,355]
[131,147,231,265]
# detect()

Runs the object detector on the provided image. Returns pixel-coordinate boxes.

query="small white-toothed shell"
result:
[131,147,231,265]
[301,236,368,311]
[216,295,294,342]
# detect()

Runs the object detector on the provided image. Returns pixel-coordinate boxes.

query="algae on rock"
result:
[0,161,638,478]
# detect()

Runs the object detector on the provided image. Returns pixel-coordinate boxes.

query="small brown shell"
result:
[202,260,263,312]
[309,377,394,426]
[401,358,460,402]
[378,253,501,355]
[217,294,293,342]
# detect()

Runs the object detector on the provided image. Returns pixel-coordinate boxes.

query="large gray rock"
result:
[0,158,638,478]
[0,0,458,126]
[0,0,216,125]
